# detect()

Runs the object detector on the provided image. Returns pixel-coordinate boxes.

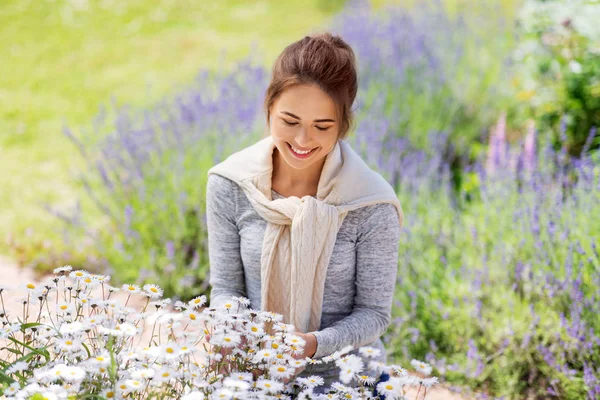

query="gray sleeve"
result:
[206,173,247,308]
[309,202,402,359]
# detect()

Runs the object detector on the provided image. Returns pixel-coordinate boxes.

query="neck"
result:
[272,148,326,196]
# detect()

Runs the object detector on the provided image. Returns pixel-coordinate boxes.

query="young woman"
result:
[205,32,403,395]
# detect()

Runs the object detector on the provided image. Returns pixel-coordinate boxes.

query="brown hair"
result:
[263,32,358,140]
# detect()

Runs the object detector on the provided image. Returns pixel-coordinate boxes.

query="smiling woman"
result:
[205,32,404,395]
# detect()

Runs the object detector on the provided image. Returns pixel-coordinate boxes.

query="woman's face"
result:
[269,83,339,171]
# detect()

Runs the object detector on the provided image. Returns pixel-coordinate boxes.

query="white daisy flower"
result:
[376,377,405,399]
[211,331,242,348]
[143,284,163,299]
[183,309,201,322]
[154,367,180,383]
[62,366,86,382]
[56,302,75,315]
[161,342,181,360]
[231,296,251,307]
[3,382,21,396]
[245,322,265,337]
[115,322,138,337]
[53,265,72,274]
[254,349,277,362]
[107,285,120,293]
[59,321,85,335]
[69,270,89,280]
[124,379,144,391]
[23,282,38,291]
[181,391,205,400]
[188,295,207,309]
[223,376,251,391]
[255,378,284,394]
[296,375,324,389]
[421,376,439,388]
[6,361,29,374]
[284,334,306,348]
[269,364,294,380]
[410,359,433,376]
[55,338,83,353]
[122,284,141,294]
[91,353,110,366]
[390,365,408,375]
[100,389,117,399]
[336,355,364,384]
[356,374,377,386]
[358,346,382,359]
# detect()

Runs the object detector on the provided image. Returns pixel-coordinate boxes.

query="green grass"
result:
[0,0,349,253]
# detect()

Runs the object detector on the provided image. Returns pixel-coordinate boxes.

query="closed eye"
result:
[283,119,330,131]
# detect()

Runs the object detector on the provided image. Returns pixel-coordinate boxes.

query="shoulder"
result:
[353,202,403,240]
[207,174,241,197]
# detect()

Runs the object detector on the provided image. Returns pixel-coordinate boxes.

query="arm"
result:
[206,174,247,309]
[308,202,402,359]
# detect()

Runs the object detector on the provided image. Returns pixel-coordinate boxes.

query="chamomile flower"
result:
[3,382,21,396]
[124,379,144,391]
[23,282,38,291]
[255,378,284,394]
[296,375,325,389]
[223,376,251,391]
[421,376,439,388]
[154,367,181,383]
[69,270,89,280]
[59,321,85,335]
[284,334,306,348]
[211,331,242,348]
[231,296,251,307]
[254,349,277,362]
[53,265,72,274]
[143,284,163,299]
[376,377,405,399]
[336,355,364,384]
[181,391,206,400]
[55,338,83,353]
[161,342,182,360]
[61,366,86,382]
[389,365,408,375]
[182,309,201,322]
[356,374,377,386]
[122,284,141,294]
[188,295,207,309]
[6,361,29,374]
[269,364,295,380]
[245,322,265,337]
[410,359,432,376]
[358,346,382,359]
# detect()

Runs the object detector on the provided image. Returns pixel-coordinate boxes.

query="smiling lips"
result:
[287,142,317,158]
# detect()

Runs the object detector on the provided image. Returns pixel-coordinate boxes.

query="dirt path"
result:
[0,255,479,399]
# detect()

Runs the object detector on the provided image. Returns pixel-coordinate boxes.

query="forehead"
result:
[274,84,336,118]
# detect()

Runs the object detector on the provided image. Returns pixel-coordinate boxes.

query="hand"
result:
[292,332,317,359]
[281,332,317,384]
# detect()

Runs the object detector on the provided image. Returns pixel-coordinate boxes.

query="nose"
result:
[294,128,312,147]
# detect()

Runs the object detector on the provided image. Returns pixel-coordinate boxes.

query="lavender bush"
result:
[57,59,269,300]
[380,123,600,399]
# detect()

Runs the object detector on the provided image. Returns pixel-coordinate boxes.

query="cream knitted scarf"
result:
[207,135,403,334]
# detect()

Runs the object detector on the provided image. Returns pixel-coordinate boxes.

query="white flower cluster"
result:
[0,266,438,399]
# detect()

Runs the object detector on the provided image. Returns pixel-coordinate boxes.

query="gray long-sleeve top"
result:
[206,173,402,389]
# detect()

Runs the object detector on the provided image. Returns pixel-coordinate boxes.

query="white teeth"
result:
[290,144,313,155]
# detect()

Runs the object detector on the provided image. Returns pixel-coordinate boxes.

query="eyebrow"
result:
[281,111,335,123]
